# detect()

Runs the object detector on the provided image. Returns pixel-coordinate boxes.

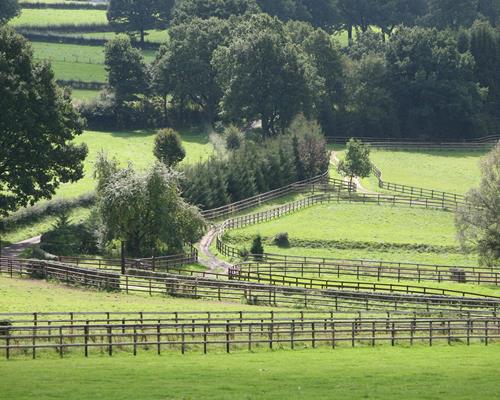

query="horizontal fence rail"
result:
[326,135,499,150]
[230,257,500,286]
[200,172,343,220]
[1,315,498,359]
[2,258,499,314]
[371,164,467,204]
[215,191,463,262]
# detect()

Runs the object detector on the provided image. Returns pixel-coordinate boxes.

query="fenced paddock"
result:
[1,314,498,359]
[231,258,500,286]
[2,258,500,314]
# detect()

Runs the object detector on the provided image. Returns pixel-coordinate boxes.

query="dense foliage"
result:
[181,116,329,209]
[93,154,205,257]
[456,143,500,266]
[0,27,87,217]
[153,128,186,167]
[78,1,500,140]
[0,0,20,24]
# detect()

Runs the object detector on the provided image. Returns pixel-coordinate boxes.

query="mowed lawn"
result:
[55,128,214,199]
[226,203,458,247]
[1,346,499,400]
[10,8,108,27]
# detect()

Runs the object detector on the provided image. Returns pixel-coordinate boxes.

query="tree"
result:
[105,35,148,105]
[286,21,345,133]
[257,0,338,30]
[213,14,310,137]
[153,128,186,167]
[337,138,371,188]
[469,20,500,123]
[455,143,500,266]
[424,0,478,29]
[250,234,264,259]
[0,0,20,24]
[385,26,484,140]
[94,155,206,257]
[153,18,229,121]
[372,0,427,37]
[345,54,399,138]
[335,0,375,44]
[172,0,259,24]
[477,0,500,26]
[224,125,244,150]
[107,0,174,47]
[0,27,87,216]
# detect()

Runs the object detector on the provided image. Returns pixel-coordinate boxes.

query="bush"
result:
[154,128,186,167]
[273,232,290,248]
[224,125,244,150]
[250,235,264,260]
[238,247,250,260]
[40,212,98,256]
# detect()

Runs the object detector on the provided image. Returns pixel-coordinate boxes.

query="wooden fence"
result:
[1,315,498,359]
[371,164,466,204]
[231,258,500,286]
[215,191,462,261]
[200,172,346,220]
[2,258,499,314]
[326,135,499,150]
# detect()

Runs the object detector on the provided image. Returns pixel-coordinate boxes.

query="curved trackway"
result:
[198,152,373,273]
[1,236,41,258]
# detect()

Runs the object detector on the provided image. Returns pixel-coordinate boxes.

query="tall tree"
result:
[373,0,427,37]
[105,35,148,105]
[286,21,345,133]
[335,0,375,44]
[385,26,484,140]
[425,0,478,29]
[107,0,174,47]
[172,0,259,24]
[213,14,310,137]
[94,155,205,257]
[455,143,500,266]
[469,20,500,123]
[477,0,500,26]
[0,0,20,24]
[0,27,87,216]
[153,17,229,121]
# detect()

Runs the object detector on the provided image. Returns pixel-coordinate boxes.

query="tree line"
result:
[79,8,500,140]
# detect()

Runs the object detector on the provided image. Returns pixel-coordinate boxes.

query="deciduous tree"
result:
[0,0,20,24]
[337,138,371,188]
[153,128,186,167]
[455,143,500,266]
[0,27,87,216]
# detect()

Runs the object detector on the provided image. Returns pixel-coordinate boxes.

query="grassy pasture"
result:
[1,346,499,400]
[31,42,156,82]
[226,203,458,248]
[332,147,486,194]
[71,88,100,101]
[54,128,213,199]
[10,8,108,27]
[0,275,278,313]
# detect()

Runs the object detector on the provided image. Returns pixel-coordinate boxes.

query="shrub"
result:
[224,125,244,150]
[250,235,264,260]
[40,212,98,256]
[238,247,250,260]
[154,128,186,167]
[273,232,290,248]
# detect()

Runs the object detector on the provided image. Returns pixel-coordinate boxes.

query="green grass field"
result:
[54,128,213,199]
[331,147,486,194]
[10,8,108,27]
[0,275,279,313]
[71,89,100,101]
[30,42,156,82]
[2,128,214,244]
[1,346,499,400]
[226,203,458,247]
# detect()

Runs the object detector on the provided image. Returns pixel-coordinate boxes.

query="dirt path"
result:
[1,236,41,258]
[330,151,376,195]
[198,227,232,273]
